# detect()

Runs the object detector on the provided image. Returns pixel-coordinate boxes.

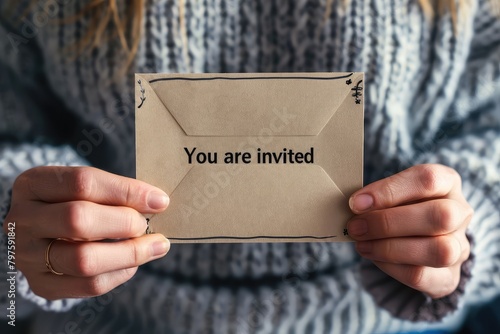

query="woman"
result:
[0,0,499,333]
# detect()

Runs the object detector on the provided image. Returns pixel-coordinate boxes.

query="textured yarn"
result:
[0,0,499,333]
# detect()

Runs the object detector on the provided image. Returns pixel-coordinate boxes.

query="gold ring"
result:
[45,238,64,276]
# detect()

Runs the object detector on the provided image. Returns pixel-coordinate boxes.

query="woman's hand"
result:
[4,166,170,300]
[347,164,473,299]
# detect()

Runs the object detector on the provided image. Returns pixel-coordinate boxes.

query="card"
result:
[135,72,364,243]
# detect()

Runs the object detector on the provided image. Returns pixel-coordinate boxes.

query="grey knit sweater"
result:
[1,0,500,333]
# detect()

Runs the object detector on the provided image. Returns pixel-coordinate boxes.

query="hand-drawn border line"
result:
[145,72,356,241]
[168,235,337,241]
[148,72,353,83]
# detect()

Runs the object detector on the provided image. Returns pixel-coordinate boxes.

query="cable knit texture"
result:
[0,0,499,333]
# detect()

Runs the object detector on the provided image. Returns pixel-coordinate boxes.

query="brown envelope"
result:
[135,72,364,243]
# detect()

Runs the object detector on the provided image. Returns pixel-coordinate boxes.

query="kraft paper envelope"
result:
[135,72,364,243]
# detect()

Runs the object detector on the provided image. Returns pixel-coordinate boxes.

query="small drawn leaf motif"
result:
[138,79,146,108]
[350,80,363,104]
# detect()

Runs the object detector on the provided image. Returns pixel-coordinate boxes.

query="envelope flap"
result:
[149,164,352,243]
[146,72,358,136]
[135,74,192,195]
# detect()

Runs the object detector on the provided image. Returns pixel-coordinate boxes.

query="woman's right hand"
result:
[3,166,170,300]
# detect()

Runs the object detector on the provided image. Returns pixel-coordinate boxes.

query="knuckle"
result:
[406,266,426,291]
[381,240,396,263]
[84,276,112,296]
[434,236,461,267]
[122,209,144,237]
[382,179,398,206]
[116,178,146,208]
[379,210,393,235]
[128,240,142,266]
[14,167,44,199]
[418,165,440,193]
[13,170,32,191]
[70,167,94,199]
[65,202,92,239]
[124,182,135,207]
[127,182,149,209]
[73,245,99,277]
[432,200,458,234]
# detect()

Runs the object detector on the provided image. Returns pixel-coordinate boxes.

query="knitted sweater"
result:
[1,0,499,333]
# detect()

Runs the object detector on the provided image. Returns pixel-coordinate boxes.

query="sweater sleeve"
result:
[0,12,89,314]
[361,2,500,322]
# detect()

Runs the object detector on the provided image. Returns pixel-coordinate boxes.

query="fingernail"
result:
[151,237,170,257]
[147,191,169,210]
[356,241,372,255]
[348,219,367,237]
[350,194,373,212]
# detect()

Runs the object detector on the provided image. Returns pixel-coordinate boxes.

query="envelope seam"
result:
[138,77,189,136]
[315,74,363,136]
[314,165,348,200]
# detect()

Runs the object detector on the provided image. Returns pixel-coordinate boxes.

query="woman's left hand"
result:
[347,164,473,299]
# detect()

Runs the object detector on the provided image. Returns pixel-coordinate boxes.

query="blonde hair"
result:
[89,0,500,70]
[74,0,144,68]
[13,0,500,70]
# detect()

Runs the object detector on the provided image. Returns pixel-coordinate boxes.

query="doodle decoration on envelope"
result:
[135,72,364,243]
